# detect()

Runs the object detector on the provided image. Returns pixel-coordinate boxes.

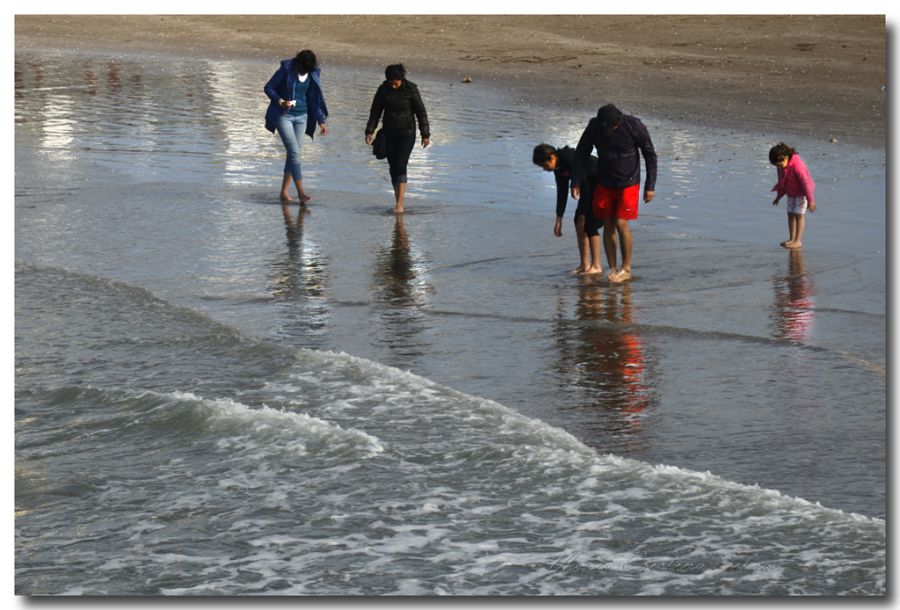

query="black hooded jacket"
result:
[365,80,430,138]
[573,111,657,192]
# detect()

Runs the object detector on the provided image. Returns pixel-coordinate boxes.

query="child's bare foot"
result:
[570,265,587,274]
[787,241,802,249]
[280,192,294,203]
[298,193,311,204]
[394,205,405,214]
[579,266,604,276]
[609,268,632,283]
[607,268,620,281]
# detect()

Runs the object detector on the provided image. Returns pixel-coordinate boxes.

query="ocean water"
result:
[14,48,886,595]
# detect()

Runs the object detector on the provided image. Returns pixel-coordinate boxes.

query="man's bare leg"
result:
[603,223,618,279]
[610,219,633,282]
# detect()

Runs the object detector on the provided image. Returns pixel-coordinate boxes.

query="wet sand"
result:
[15,14,886,148]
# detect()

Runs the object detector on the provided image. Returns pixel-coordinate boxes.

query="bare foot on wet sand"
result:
[781,240,802,249]
[609,268,632,283]
[281,193,312,204]
[579,266,604,276]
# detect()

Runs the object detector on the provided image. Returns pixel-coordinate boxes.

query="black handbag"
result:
[372,129,387,160]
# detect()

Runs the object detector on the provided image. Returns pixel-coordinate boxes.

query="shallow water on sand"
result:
[14,49,885,595]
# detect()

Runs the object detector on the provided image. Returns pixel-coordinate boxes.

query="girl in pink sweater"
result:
[769,143,817,249]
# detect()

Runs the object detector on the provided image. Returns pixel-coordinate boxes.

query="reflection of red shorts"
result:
[593,183,640,221]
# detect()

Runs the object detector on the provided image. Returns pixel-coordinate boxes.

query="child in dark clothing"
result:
[533,143,603,275]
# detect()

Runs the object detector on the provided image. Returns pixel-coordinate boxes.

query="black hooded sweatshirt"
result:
[573,109,657,193]
[365,80,430,139]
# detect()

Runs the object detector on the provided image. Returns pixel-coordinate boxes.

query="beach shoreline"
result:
[15,14,886,148]
[13,16,888,594]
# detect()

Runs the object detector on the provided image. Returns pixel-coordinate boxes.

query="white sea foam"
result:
[205,349,884,593]
[26,353,884,595]
[282,347,885,533]
[165,390,385,458]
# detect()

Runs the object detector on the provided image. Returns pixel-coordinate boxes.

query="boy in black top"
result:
[533,143,603,275]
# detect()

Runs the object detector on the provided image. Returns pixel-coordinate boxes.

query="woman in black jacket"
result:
[365,64,431,214]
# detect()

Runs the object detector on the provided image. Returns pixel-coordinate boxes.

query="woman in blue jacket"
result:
[264,49,328,204]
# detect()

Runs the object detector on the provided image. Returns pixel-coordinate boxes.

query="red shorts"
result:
[593,183,640,221]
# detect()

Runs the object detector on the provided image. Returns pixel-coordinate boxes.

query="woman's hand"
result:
[319,123,328,136]
[554,217,563,237]
[422,137,431,148]
[365,133,374,145]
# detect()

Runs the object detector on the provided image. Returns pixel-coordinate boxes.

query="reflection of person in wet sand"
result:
[573,104,657,283]
[557,279,653,443]
[372,214,434,308]
[532,143,603,275]
[373,214,418,306]
[772,249,815,343]
[583,281,650,422]
[370,215,434,363]
[267,203,330,347]
[269,204,326,301]
[270,204,307,296]
[281,203,305,252]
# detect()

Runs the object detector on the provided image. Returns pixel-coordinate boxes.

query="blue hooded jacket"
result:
[264,60,328,137]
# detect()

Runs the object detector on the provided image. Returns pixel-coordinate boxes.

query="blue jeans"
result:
[275,113,308,181]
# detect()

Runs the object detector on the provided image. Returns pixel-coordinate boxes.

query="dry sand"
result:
[15,14,886,147]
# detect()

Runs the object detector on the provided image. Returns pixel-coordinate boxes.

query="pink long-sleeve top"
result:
[772,154,815,202]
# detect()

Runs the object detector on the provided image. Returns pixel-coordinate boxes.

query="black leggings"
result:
[385,133,416,186]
